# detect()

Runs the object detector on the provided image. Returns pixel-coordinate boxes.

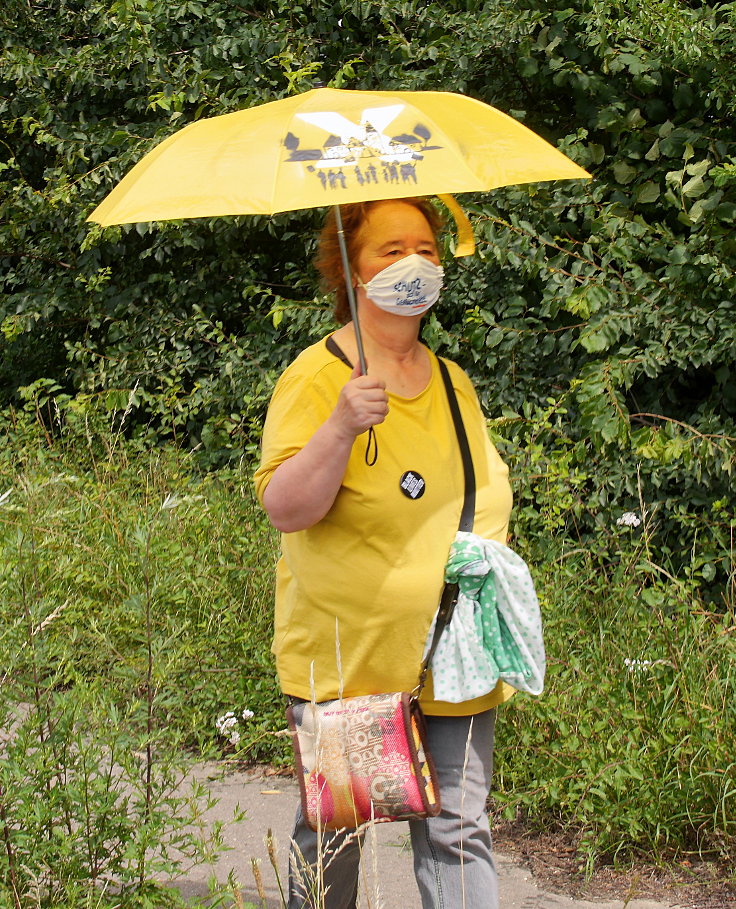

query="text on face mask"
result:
[393,277,425,304]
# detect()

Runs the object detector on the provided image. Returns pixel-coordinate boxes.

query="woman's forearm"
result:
[261,416,357,532]
[262,368,388,532]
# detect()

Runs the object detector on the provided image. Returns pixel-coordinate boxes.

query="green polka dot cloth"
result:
[424,532,546,702]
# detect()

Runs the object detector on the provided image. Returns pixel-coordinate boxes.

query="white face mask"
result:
[357,254,444,317]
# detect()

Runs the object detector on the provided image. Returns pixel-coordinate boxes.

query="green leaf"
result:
[518,57,538,77]
[613,161,637,184]
[644,139,660,161]
[635,181,660,204]
[682,175,707,198]
[588,144,605,165]
[626,108,646,128]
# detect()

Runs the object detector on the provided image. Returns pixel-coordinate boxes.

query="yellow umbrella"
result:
[89,87,589,225]
[88,87,590,369]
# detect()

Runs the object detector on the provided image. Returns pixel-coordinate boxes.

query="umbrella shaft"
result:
[334,205,368,375]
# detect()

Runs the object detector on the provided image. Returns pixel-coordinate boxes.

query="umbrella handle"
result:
[334,205,368,375]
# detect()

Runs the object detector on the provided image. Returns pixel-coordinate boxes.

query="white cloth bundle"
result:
[425,532,546,703]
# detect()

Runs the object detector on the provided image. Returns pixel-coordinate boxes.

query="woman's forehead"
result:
[358,201,435,244]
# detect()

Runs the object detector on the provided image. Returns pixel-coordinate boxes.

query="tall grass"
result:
[0,398,281,907]
[1,389,734,905]
[493,538,736,872]
[0,397,283,758]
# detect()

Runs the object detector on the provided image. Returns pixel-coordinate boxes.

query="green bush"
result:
[494,543,736,870]
[2,1,735,588]
[0,687,228,908]
[491,416,735,869]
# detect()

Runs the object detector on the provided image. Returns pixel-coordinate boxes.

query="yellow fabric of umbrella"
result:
[88,87,590,227]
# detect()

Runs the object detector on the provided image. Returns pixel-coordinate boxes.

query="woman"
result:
[254,197,514,909]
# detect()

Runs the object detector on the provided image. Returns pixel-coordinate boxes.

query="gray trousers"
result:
[288,709,498,909]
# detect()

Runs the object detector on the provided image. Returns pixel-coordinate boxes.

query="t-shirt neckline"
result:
[324,333,438,402]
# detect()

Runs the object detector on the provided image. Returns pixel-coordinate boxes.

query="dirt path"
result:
[166,764,734,909]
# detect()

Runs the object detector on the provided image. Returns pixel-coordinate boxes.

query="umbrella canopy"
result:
[87,87,589,226]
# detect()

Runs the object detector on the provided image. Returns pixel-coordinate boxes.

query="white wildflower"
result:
[624,657,652,673]
[215,712,238,735]
[216,710,250,748]
[216,708,254,748]
[616,512,641,528]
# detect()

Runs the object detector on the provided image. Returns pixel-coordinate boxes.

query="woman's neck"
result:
[333,308,431,396]
[355,298,422,355]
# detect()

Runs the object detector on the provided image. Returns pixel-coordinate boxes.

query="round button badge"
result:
[399,470,426,500]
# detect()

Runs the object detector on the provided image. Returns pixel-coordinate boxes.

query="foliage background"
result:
[3,0,735,591]
[1,0,735,893]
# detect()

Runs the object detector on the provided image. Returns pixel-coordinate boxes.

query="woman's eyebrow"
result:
[375,238,435,252]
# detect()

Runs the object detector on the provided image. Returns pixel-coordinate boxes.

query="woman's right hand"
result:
[329,363,389,440]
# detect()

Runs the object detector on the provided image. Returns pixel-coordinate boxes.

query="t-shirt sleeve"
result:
[253,364,336,504]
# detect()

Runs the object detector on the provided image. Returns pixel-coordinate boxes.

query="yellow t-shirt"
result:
[254,336,515,715]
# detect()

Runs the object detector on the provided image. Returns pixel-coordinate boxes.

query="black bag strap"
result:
[415,357,476,696]
[326,334,352,368]
[438,358,476,533]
